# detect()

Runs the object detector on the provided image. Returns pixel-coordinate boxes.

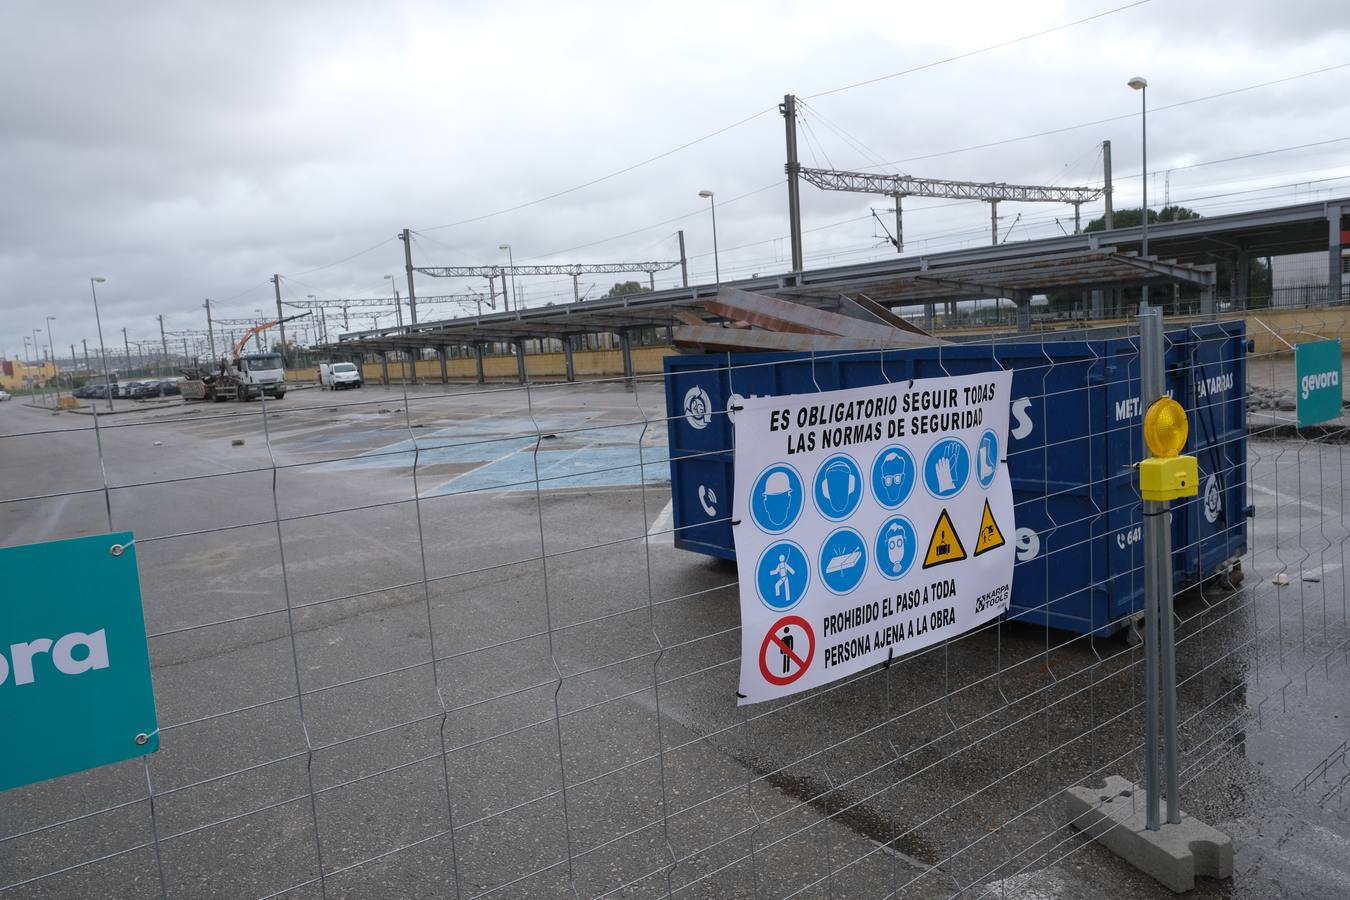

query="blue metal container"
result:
[663,322,1248,636]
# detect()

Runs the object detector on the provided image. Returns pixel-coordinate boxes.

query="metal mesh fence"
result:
[2,311,1347,898]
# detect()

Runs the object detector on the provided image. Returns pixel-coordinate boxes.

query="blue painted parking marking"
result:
[312,413,671,495]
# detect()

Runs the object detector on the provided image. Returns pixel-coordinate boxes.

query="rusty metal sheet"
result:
[673,310,708,327]
[843,293,944,341]
[673,324,939,353]
[707,286,933,342]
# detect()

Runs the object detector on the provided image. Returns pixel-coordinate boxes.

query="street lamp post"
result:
[32,328,45,396]
[498,244,516,312]
[698,190,720,285]
[89,277,114,411]
[383,276,404,329]
[45,316,57,391]
[1129,76,1149,310]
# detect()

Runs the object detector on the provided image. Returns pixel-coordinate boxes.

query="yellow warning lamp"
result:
[1138,396,1198,501]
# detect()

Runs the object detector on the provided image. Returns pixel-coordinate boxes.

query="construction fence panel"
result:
[1,315,1347,898]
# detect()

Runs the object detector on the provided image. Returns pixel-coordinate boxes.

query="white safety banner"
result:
[733,371,1015,704]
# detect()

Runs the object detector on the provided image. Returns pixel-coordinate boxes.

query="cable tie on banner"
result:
[730,404,744,412]
[1142,509,1169,518]
[732,518,742,526]
[735,692,747,700]
[884,647,894,669]
[110,538,137,557]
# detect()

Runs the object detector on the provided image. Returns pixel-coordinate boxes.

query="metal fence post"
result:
[1139,308,1163,832]
[1138,307,1181,828]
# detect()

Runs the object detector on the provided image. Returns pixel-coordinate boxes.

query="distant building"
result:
[0,358,56,391]
[1270,250,1350,307]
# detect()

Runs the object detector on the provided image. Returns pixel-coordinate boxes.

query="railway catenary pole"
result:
[1103,140,1114,230]
[780,94,804,271]
[204,298,217,361]
[272,275,288,366]
[400,228,418,326]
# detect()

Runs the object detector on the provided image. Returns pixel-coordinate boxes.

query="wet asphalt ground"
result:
[1,377,1349,899]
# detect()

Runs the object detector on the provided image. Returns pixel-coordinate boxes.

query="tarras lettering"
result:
[0,630,109,686]
[1301,369,1340,400]
[1195,371,1234,398]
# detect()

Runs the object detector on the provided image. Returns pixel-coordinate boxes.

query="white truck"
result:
[181,313,308,402]
[318,362,363,390]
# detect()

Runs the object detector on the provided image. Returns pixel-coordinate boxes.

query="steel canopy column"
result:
[1235,246,1250,310]
[474,343,485,384]
[1330,204,1344,305]
[619,329,634,387]
[514,339,528,385]
[438,345,448,384]
[563,337,575,382]
[380,352,390,386]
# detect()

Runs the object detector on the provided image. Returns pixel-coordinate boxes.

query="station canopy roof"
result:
[323,194,1346,355]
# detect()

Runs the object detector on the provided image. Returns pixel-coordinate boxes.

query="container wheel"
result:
[1123,615,1144,647]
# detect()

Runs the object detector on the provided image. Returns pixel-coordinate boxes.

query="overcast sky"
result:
[3,0,1348,361]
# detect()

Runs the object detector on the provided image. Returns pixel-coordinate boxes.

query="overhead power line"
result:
[867,61,1350,170]
[237,1,1149,297]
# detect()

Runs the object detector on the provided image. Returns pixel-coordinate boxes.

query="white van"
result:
[318,362,363,390]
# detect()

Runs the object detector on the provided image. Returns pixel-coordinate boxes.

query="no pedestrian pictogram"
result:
[923,508,967,568]
[973,498,1006,556]
[759,615,815,686]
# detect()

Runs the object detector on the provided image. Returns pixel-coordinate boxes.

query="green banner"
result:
[0,532,159,792]
[1295,338,1343,428]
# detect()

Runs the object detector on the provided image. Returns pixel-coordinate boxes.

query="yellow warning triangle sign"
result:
[973,499,1007,557]
[923,509,967,569]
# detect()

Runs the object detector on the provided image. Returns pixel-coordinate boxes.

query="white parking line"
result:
[1250,482,1330,517]
[647,499,674,542]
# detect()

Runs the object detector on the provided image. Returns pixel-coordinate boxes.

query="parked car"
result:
[158,379,181,396]
[318,362,363,390]
[0,390,11,402]
[129,380,164,399]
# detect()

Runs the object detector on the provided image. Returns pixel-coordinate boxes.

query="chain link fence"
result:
[2,311,1348,898]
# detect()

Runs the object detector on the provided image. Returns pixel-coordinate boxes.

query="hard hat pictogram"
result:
[750,463,804,534]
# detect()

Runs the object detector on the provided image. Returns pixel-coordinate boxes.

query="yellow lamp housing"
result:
[1139,455,1199,501]
[1140,396,1197,500]
[1142,396,1189,457]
